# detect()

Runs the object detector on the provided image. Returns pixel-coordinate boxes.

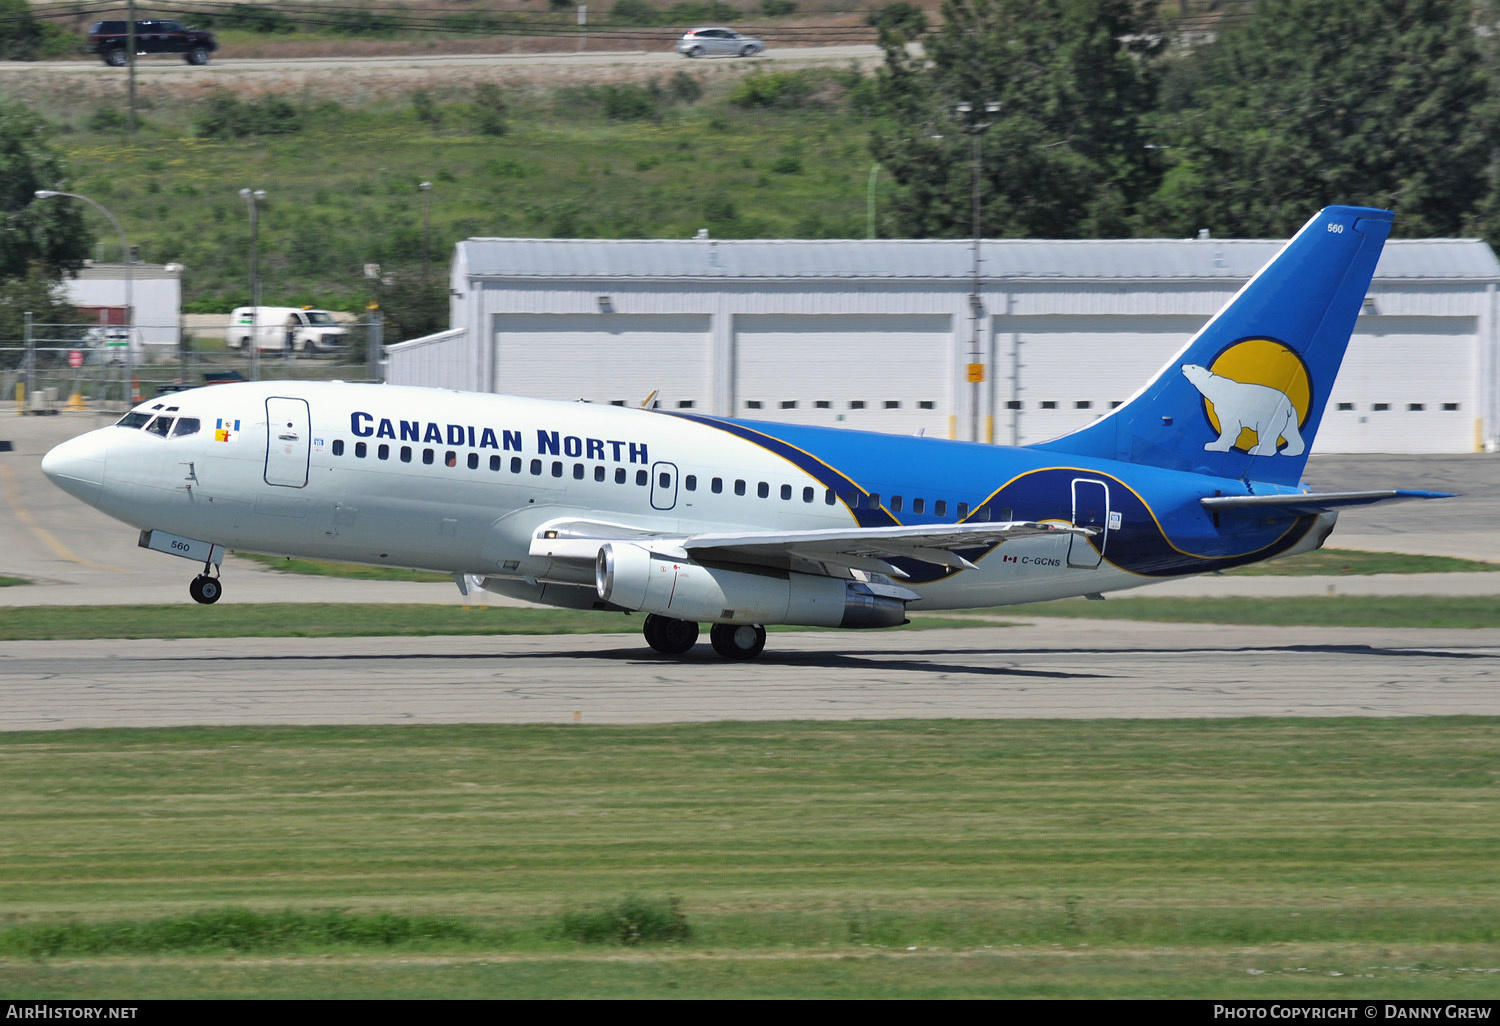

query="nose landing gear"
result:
[189,573,222,604]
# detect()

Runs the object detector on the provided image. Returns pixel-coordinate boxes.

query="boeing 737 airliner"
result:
[42,206,1450,658]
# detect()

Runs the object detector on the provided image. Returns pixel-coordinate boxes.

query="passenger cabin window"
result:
[957,502,970,519]
[891,495,903,512]
[530,459,542,475]
[615,468,626,484]
[355,442,367,458]
[734,479,746,496]
[757,482,769,499]
[469,452,480,470]
[594,466,605,482]
[780,484,792,500]
[401,446,412,462]
[912,498,925,514]
[333,440,345,456]
[712,477,723,493]
[378,444,390,460]
[685,475,697,491]
[423,449,435,465]
[935,500,947,517]
[635,469,648,486]
[491,455,502,471]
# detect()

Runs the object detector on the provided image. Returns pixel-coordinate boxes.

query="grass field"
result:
[0,594,1495,640]
[1,719,1498,998]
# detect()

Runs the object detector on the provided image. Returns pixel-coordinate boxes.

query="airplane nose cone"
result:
[41,431,107,506]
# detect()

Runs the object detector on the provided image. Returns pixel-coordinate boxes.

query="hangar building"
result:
[387,235,1500,454]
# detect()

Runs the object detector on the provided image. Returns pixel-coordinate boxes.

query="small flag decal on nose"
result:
[215,418,240,442]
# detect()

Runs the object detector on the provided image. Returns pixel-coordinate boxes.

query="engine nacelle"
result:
[595,542,910,628]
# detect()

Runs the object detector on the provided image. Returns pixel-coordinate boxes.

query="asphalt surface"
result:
[5,623,1498,731]
[0,410,1495,730]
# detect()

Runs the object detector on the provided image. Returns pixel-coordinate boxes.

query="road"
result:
[0,45,888,97]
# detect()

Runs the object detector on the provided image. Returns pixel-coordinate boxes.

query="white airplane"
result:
[42,206,1450,659]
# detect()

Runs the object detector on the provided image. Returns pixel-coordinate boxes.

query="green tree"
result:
[870,0,1163,239]
[1146,0,1497,240]
[0,262,78,345]
[0,0,43,60]
[0,101,90,281]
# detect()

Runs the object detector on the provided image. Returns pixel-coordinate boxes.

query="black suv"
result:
[86,20,217,67]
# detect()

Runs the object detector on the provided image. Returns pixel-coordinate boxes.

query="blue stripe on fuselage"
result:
[663,412,1318,578]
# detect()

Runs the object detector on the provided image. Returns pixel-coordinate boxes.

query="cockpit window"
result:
[116,412,152,429]
[145,416,173,437]
[170,417,200,437]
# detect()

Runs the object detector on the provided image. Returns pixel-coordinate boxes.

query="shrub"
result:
[729,70,814,109]
[602,84,659,121]
[761,0,797,15]
[609,0,659,26]
[669,70,702,104]
[473,82,507,136]
[410,90,440,127]
[85,105,127,133]
[867,1,927,39]
[558,896,691,946]
[200,4,297,34]
[194,92,303,139]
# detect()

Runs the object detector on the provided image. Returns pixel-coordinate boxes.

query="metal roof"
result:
[457,237,1500,282]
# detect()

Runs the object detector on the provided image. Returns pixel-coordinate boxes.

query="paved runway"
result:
[4,621,1498,731]
[1,412,1497,731]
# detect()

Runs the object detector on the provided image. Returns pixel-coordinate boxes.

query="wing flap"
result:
[528,518,1088,578]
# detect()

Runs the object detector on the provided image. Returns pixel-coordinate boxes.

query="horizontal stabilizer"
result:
[1202,489,1455,517]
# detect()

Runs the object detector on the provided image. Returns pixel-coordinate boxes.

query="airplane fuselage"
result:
[46,380,1332,611]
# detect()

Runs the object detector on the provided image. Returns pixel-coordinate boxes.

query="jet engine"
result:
[594,542,912,628]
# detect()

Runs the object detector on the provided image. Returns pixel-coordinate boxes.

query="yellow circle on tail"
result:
[1203,339,1311,452]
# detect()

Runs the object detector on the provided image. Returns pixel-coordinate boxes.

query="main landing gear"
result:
[641,615,767,660]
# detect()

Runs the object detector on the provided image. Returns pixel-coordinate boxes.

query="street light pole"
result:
[35,189,134,406]
[239,188,266,382]
[419,180,433,283]
[956,101,1000,444]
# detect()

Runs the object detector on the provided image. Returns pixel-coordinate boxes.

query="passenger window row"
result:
[743,400,937,411]
[1336,402,1461,412]
[327,439,998,521]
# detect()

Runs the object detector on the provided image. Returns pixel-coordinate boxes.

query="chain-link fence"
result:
[0,313,386,412]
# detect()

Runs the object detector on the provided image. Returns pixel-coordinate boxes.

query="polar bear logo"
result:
[1181,363,1306,457]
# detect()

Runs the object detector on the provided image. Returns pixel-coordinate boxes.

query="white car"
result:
[675,27,765,58]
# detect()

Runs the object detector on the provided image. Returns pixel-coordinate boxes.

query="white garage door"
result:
[1317,317,1477,453]
[494,314,711,410]
[991,315,1203,446]
[734,314,952,437]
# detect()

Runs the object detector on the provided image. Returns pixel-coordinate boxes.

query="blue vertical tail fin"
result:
[1035,206,1392,486]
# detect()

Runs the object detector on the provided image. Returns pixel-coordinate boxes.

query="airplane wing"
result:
[1201,489,1455,517]
[530,519,1090,579]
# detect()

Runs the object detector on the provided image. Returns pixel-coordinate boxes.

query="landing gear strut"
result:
[643,614,699,654]
[709,623,766,660]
